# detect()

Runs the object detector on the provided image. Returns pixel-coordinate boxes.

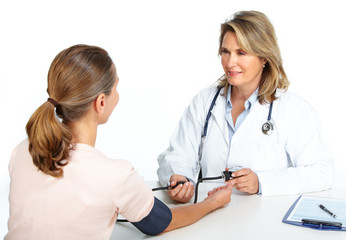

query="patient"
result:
[5,44,233,240]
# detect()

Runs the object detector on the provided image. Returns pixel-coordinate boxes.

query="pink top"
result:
[5,139,154,240]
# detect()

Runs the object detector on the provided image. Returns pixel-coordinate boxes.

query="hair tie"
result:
[47,98,59,108]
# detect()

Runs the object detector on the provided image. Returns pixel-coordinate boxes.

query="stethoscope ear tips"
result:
[262,121,274,135]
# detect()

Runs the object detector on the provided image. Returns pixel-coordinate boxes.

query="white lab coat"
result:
[157,85,334,196]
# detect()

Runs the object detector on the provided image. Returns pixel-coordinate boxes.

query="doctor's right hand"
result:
[168,174,194,203]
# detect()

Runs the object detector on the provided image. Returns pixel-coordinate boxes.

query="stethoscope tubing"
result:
[202,87,222,138]
[198,86,274,181]
[203,86,274,138]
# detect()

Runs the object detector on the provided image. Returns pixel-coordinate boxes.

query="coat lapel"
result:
[210,89,272,146]
[233,100,271,140]
[210,88,229,146]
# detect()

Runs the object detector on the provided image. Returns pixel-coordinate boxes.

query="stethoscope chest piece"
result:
[262,101,274,135]
[262,121,274,135]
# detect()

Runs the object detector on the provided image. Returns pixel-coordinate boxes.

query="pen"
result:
[319,204,336,218]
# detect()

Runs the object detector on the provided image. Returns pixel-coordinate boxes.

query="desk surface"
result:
[111,178,346,240]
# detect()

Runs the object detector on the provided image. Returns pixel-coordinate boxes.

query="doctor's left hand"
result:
[229,168,259,194]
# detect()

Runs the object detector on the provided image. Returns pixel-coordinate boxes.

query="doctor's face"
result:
[221,31,266,91]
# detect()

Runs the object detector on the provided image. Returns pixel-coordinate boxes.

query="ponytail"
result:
[26,44,116,177]
[26,101,72,177]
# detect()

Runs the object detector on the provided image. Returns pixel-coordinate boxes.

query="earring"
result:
[263,64,266,68]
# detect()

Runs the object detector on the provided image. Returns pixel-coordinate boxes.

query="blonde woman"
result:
[157,10,333,202]
[5,45,233,240]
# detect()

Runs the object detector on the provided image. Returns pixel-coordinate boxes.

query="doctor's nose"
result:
[224,54,238,68]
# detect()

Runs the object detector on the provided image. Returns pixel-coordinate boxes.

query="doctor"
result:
[157,10,334,203]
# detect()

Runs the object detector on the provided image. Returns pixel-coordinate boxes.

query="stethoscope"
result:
[202,86,274,138]
[261,101,274,135]
[119,87,275,221]
[197,87,274,186]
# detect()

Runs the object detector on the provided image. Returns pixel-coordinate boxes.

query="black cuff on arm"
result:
[131,197,172,236]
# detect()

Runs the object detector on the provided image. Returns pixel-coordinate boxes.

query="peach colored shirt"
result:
[5,139,154,240]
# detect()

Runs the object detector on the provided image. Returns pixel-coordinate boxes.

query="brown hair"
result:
[218,10,290,104]
[26,44,116,177]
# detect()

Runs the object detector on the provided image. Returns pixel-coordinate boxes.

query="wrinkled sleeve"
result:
[115,162,155,222]
[257,98,334,195]
[156,89,212,186]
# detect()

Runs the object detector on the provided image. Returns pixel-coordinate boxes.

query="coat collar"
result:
[210,87,272,145]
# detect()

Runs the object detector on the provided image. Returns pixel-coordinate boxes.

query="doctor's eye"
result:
[237,50,246,56]
[221,48,230,55]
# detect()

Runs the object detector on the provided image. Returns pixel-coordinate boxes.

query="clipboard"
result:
[282,195,346,231]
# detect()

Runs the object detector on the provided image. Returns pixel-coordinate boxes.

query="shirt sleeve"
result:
[115,161,155,222]
[131,197,172,236]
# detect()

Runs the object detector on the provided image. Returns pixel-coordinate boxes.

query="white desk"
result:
[111,179,346,240]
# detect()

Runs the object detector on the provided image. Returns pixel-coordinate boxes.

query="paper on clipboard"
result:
[287,195,346,225]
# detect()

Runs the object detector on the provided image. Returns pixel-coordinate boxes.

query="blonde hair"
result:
[218,10,290,104]
[26,44,116,177]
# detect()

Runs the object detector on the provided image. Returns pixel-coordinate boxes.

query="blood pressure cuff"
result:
[131,197,172,236]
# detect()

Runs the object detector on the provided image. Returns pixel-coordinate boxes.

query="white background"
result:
[0,0,345,238]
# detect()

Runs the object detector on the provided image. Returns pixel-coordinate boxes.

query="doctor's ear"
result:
[95,93,106,113]
[262,59,268,68]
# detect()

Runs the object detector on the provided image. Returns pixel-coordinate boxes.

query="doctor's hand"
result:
[229,168,259,194]
[168,175,194,203]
